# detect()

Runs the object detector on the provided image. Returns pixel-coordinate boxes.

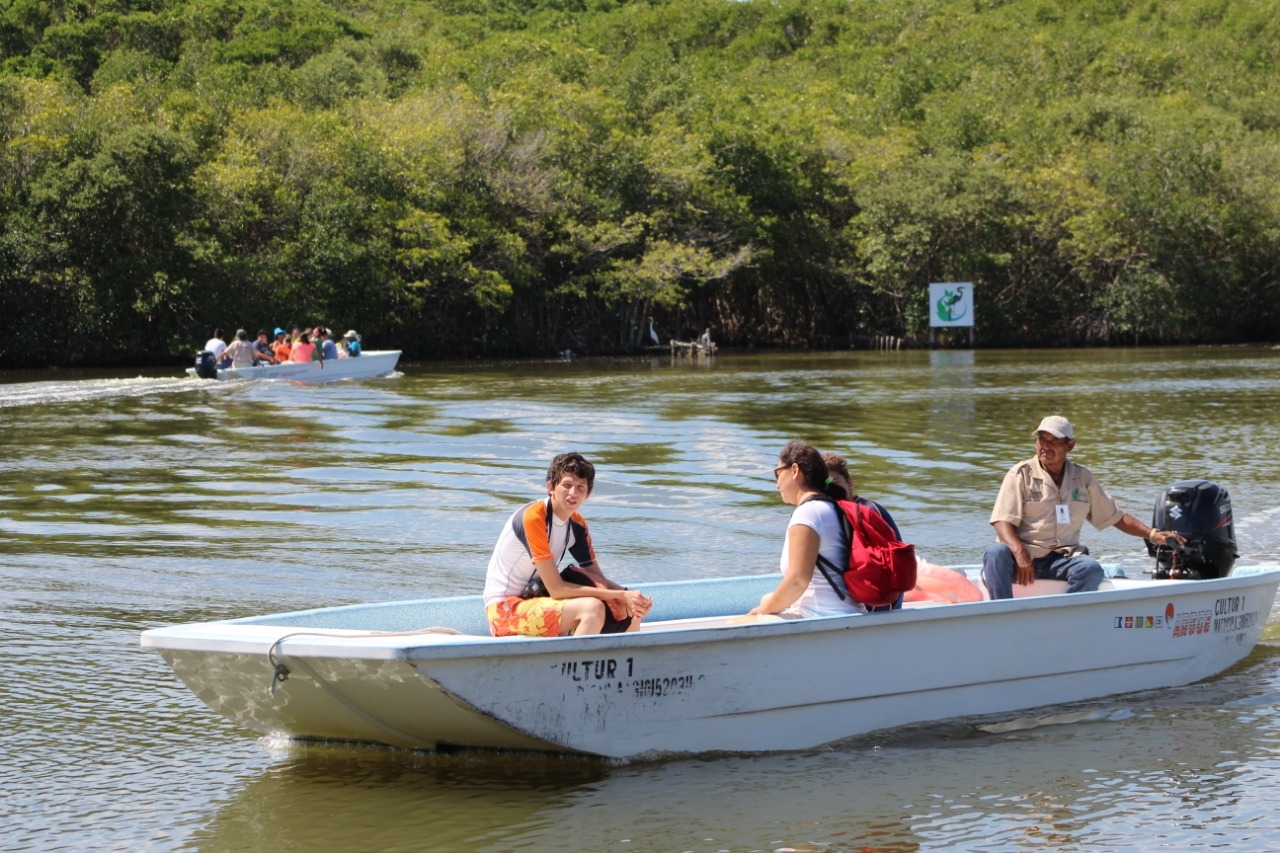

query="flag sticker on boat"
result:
[1115,615,1158,629]
[1115,610,1164,629]
[1109,602,1210,635]
[1109,606,1241,635]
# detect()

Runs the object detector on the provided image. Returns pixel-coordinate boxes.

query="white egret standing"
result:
[648,317,660,345]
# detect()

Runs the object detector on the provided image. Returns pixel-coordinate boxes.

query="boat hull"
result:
[142,568,1280,759]
[185,350,400,383]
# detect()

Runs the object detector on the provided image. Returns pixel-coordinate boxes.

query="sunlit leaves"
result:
[4,0,1280,366]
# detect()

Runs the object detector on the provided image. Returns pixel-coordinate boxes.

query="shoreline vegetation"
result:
[3,0,1279,369]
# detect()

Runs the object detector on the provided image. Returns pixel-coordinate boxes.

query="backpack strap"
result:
[801,493,853,601]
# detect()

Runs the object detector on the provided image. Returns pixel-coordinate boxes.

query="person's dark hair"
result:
[299,332,311,343]
[779,439,843,500]
[235,328,249,341]
[822,452,854,501]
[546,451,595,494]
[213,328,223,339]
[257,329,269,338]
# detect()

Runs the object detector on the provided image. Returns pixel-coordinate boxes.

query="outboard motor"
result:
[194,350,218,379]
[1148,479,1237,579]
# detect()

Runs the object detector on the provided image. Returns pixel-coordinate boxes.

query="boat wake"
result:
[975,708,1134,734]
[0,375,206,408]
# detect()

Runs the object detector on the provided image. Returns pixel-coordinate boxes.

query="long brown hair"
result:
[779,440,844,501]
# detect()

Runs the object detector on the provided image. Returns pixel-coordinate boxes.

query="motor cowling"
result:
[1148,479,1237,579]
[194,350,218,379]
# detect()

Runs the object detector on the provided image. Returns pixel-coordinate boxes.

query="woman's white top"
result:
[780,498,865,617]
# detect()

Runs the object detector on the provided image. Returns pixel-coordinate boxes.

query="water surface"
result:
[3,346,1280,851]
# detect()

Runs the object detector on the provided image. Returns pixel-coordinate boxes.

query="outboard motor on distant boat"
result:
[1148,479,1237,580]
[194,350,218,380]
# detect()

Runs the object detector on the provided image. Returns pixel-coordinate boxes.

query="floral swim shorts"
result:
[486,596,565,637]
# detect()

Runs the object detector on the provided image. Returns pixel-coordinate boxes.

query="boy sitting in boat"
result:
[253,329,278,364]
[483,452,652,637]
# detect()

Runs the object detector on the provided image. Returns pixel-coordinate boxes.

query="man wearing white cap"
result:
[982,415,1183,599]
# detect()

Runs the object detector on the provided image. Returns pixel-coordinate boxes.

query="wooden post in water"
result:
[670,339,716,356]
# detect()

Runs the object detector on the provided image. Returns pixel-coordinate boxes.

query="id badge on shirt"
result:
[1055,503,1071,524]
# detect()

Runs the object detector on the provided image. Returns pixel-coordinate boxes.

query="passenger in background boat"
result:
[221,329,258,368]
[271,328,291,363]
[289,332,317,364]
[253,329,277,364]
[343,330,362,356]
[749,440,866,618]
[203,329,228,367]
[822,451,906,612]
[336,340,350,358]
[484,452,653,637]
[983,415,1185,599]
[315,327,340,360]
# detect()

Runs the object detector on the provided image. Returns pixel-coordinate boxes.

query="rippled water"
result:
[3,346,1280,851]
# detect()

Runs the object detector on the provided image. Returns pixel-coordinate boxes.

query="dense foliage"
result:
[2,0,1278,366]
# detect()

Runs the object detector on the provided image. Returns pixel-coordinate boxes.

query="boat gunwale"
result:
[139,567,1280,662]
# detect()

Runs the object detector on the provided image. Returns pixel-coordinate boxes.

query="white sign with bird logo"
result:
[929,282,974,327]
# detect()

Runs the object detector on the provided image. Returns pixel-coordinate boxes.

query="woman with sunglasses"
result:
[749,439,866,618]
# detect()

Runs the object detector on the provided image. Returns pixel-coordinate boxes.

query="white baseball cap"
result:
[1034,415,1075,440]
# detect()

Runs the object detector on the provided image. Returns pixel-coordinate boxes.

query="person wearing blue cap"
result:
[271,328,291,363]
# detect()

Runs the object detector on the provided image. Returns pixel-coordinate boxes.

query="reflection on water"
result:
[190,647,1280,852]
[4,346,1280,850]
[191,747,615,852]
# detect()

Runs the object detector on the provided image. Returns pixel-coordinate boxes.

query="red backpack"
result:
[813,497,918,608]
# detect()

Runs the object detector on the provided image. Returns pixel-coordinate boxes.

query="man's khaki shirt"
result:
[989,456,1125,559]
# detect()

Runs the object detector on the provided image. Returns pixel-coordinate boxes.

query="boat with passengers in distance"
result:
[186,350,401,383]
[140,563,1280,759]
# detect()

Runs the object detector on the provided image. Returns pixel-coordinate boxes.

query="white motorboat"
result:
[186,350,401,383]
[140,565,1280,759]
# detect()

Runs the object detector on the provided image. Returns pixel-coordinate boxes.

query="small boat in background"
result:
[187,350,401,383]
